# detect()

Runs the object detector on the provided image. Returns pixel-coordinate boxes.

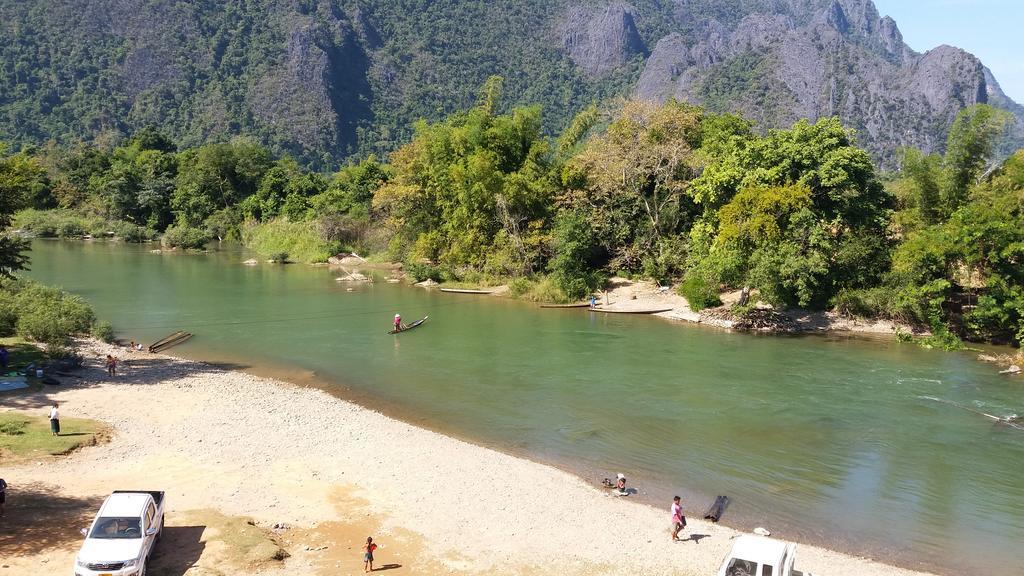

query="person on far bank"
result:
[0,344,8,371]
[671,495,687,541]
[105,354,117,377]
[48,403,60,436]
[363,536,378,572]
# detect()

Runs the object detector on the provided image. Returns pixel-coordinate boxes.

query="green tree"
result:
[941,104,1012,214]
[899,147,943,225]
[172,139,271,227]
[549,211,601,300]
[691,117,892,305]
[373,79,555,274]
[0,144,39,275]
[564,99,703,271]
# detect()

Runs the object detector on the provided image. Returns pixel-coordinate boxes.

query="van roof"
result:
[99,492,150,517]
[730,535,788,564]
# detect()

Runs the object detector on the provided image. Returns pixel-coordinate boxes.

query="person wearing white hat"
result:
[393,313,402,332]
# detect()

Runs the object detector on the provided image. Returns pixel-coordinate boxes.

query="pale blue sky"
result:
[872,0,1022,103]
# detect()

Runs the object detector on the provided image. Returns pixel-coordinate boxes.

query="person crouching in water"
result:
[602,473,627,495]
[363,536,377,572]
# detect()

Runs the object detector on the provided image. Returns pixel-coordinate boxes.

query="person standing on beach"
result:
[48,403,60,436]
[362,536,377,572]
[0,477,7,516]
[105,355,117,377]
[671,495,686,541]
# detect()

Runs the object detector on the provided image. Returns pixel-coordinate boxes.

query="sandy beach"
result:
[1,341,938,576]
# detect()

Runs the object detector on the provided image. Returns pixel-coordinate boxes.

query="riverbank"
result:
[420,274,922,338]
[0,340,939,576]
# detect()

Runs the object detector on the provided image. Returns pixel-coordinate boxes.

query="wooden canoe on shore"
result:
[439,288,493,294]
[148,330,193,353]
[388,316,429,334]
[539,303,591,308]
[590,308,674,315]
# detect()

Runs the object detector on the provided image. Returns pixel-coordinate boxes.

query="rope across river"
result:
[920,395,1024,430]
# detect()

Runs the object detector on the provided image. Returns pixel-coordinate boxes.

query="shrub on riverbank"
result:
[405,261,442,283]
[91,320,115,343]
[108,221,159,242]
[242,219,340,263]
[162,225,209,249]
[832,286,927,325]
[14,209,158,242]
[0,278,97,346]
[14,209,102,238]
[508,276,570,303]
[678,275,722,311]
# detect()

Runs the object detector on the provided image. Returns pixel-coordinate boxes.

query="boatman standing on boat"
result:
[394,313,402,332]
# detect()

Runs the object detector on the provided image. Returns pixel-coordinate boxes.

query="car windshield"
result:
[726,558,759,576]
[89,517,142,539]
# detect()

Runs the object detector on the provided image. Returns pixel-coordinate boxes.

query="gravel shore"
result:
[1,340,938,576]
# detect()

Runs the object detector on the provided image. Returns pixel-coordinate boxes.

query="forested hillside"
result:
[4,75,1021,346]
[1,0,1021,166]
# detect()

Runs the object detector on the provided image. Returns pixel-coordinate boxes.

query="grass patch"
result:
[0,336,48,370]
[166,510,289,569]
[242,219,341,264]
[0,412,107,463]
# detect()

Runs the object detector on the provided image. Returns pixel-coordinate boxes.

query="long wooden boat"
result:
[388,316,429,335]
[589,308,674,315]
[439,288,494,294]
[539,302,591,308]
[148,331,193,353]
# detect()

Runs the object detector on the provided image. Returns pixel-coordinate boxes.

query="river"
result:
[25,240,1024,575]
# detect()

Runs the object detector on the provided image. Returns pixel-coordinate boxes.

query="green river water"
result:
[25,240,1024,575]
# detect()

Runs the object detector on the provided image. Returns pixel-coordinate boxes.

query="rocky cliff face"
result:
[629,0,1022,163]
[558,2,647,76]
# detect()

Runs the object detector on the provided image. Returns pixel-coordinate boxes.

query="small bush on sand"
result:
[0,278,96,346]
[678,275,722,311]
[91,320,115,343]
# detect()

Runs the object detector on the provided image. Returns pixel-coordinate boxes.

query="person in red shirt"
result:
[671,495,686,541]
[363,536,377,572]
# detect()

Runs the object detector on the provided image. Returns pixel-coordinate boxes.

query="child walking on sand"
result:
[671,495,687,541]
[363,536,377,572]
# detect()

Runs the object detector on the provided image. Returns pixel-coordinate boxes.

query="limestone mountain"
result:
[0,0,1019,166]
[632,0,1024,164]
